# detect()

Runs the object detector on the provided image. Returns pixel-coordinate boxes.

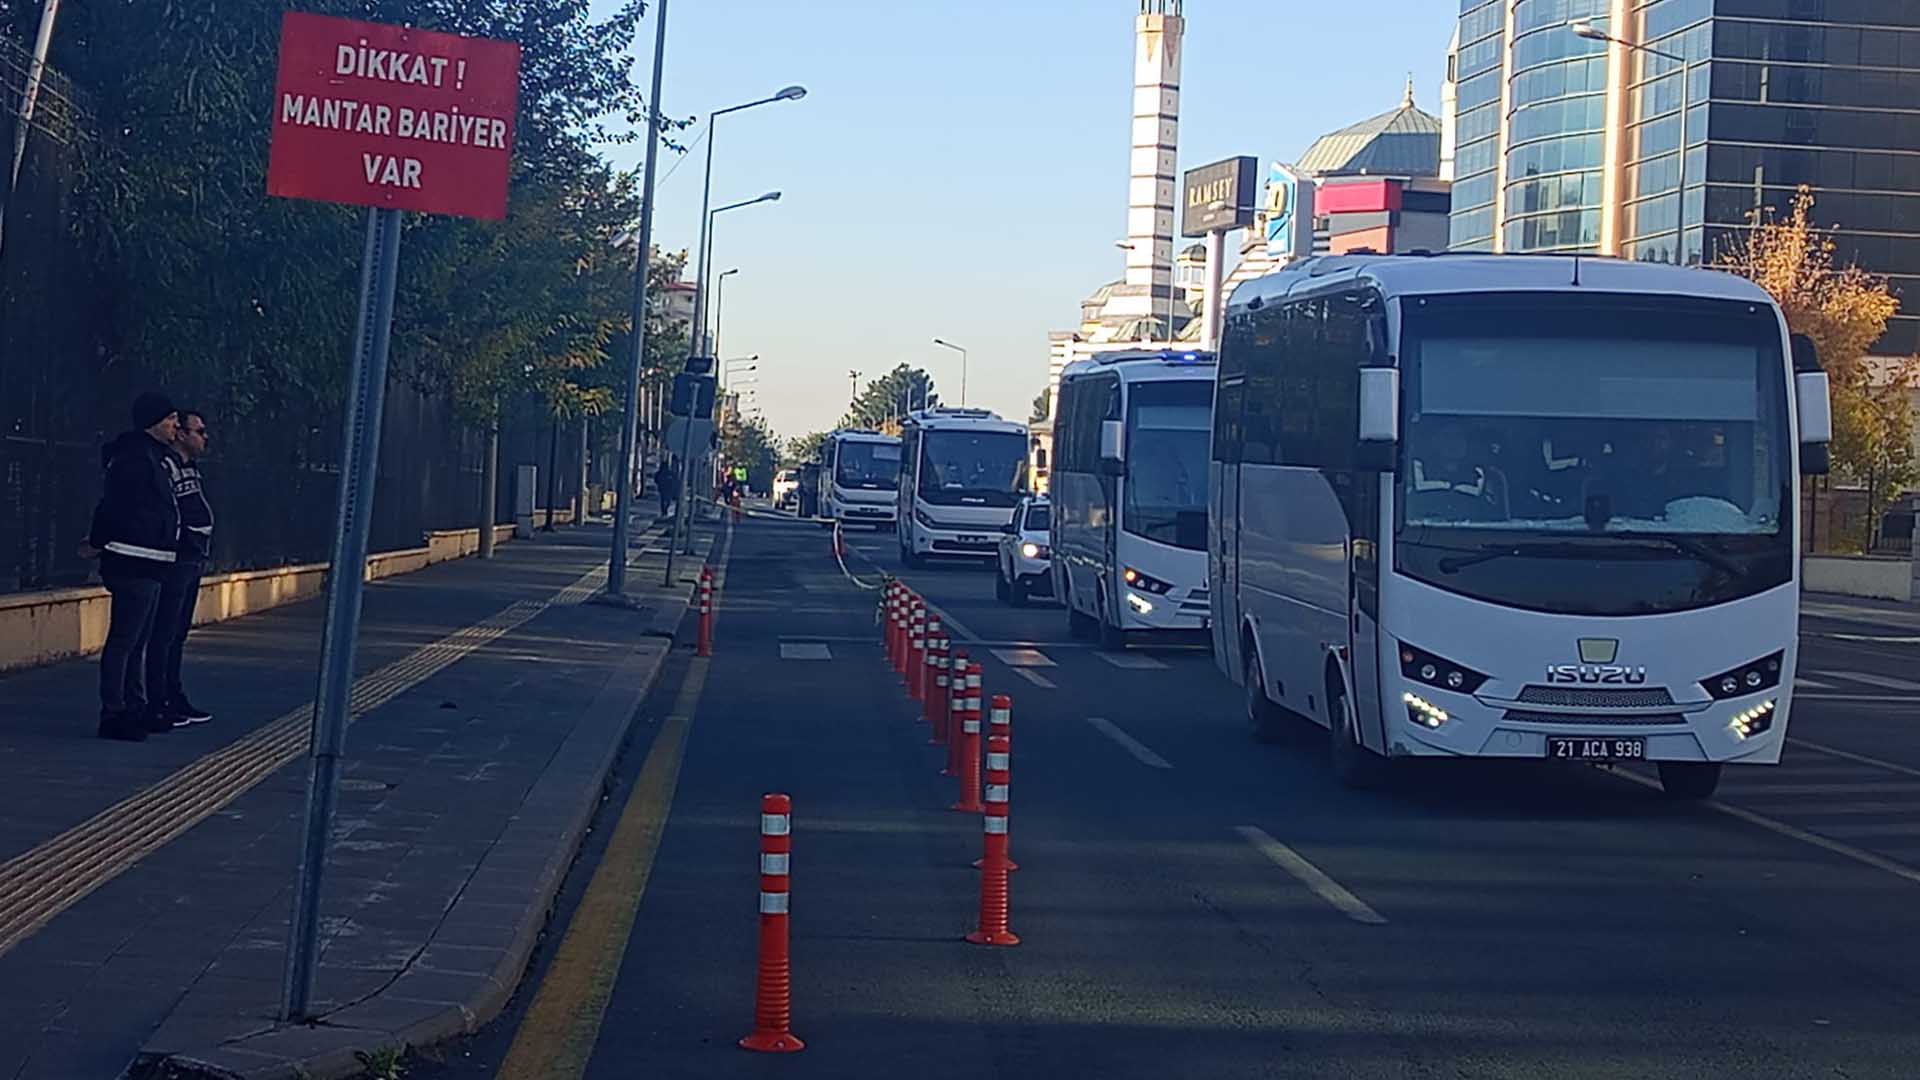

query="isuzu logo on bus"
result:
[1546,639,1646,684]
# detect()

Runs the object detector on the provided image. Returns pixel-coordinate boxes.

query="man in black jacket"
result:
[89,392,181,741]
[151,408,215,728]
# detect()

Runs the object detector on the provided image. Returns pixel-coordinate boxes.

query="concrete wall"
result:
[0,513,573,674]
[1803,555,1915,602]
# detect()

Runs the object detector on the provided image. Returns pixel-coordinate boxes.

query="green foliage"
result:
[353,1045,408,1080]
[786,431,829,465]
[720,414,780,492]
[841,364,938,431]
[1029,387,1051,424]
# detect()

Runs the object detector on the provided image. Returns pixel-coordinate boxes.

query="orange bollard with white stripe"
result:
[741,794,805,1053]
[907,602,927,697]
[696,568,715,657]
[967,735,1019,946]
[947,659,979,779]
[926,634,949,733]
[920,617,943,715]
[936,648,965,752]
[950,683,985,813]
[891,591,912,677]
[975,695,1019,871]
[884,584,900,668]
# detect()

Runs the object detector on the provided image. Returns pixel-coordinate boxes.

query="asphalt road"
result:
[428,510,1920,1080]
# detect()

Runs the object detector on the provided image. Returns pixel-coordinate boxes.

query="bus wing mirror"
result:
[1797,369,1832,475]
[1358,368,1399,443]
[1099,419,1126,467]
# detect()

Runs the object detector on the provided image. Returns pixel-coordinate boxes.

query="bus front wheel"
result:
[1329,681,1388,790]
[1245,651,1288,744]
[1657,762,1722,800]
[1065,579,1097,640]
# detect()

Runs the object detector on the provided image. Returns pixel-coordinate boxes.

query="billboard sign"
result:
[1263,161,1317,262]
[1181,156,1258,237]
[267,12,521,220]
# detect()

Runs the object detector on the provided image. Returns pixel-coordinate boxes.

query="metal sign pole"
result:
[282,206,403,1021]
[664,409,699,585]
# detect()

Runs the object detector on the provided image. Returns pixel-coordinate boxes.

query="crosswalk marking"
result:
[992,648,1056,668]
[1012,669,1058,690]
[1826,671,1920,692]
[1096,652,1169,670]
[779,642,832,661]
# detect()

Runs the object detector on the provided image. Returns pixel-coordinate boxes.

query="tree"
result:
[719,413,780,492]
[1715,186,1919,552]
[786,431,829,465]
[842,364,938,431]
[1030,387,1052,424]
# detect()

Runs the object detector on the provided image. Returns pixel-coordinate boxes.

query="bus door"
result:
[1209,369,1247,679]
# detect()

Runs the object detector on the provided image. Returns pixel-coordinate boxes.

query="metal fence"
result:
[0,45,586,596]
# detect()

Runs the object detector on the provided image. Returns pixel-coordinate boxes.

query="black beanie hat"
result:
[130,391,177,431]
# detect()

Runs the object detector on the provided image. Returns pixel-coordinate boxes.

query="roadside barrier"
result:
[967,735,1019,947]
[908,601,927,698]
[741,794,804,1053]
[696,568,715,657]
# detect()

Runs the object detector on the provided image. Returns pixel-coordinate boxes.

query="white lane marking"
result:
[1789,737,1920,780]
[992,648,1056,668]
[779,642,832,661]
[1792,676,1835,690]
[1609,770,1920,888]
[1814,632,1920,645]
[1828,671,1920,692]
[1012,669,1058,690]
[1234,826,1388,926]
[1819,822,1920,840]
[1720,781,1920,797]
[1085,716,1172,769]
[1096,652,1169,670]
[1790,693,1913,704]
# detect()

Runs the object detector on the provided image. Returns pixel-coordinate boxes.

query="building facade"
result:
[1446,0,1920,352]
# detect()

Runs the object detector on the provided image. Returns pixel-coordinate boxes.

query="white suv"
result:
[995,497,1053,606]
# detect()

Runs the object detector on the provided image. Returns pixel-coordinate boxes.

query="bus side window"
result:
[1242,305,1287,465]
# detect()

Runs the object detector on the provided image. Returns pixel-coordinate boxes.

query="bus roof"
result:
[1062,348,1216,384]
[830,429,900,444]
[902,407,1027,436]
[1228,253,1777,314]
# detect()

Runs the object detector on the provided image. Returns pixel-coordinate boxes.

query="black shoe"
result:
[142,708,175,734]
[167,698,213,725]
[98,709,149,742]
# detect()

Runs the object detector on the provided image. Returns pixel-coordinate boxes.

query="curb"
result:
[131,586,693,1080]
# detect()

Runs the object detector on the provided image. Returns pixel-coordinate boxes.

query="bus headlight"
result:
[1728,699,1777,740]
[1701,652,1783,700]
[1397,641,1488,694]
[1127,592,1155,614]
[914,507,940,529]
[1404,692,1450,729]
[1122,566,1173,595]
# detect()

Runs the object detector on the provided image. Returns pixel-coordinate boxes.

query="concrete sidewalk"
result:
[0,520,712,1080]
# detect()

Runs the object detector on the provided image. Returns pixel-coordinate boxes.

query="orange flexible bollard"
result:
[975,695,1019,871]
[928,635,950,739]
[967,735,1020,946]
[696,568,714,657]
[907,602,927,697]
[741,794,804,1052]
[951,685,985,813]
[920,617,943,715]
[937,649,965,758]
[946,659,979,778]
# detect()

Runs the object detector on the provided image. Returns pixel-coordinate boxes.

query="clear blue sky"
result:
[592,0,1456,442]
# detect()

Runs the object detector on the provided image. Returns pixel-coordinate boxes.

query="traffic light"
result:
[684,355,716,376]
[670,373,716,419]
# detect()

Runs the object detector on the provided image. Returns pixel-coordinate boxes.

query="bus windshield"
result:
[1395,296,1794,616]
[834,440,900,490]
[1124,380,1211,550]
[919,430,1028,507]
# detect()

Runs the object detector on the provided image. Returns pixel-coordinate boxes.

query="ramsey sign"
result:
[267,12,521,220]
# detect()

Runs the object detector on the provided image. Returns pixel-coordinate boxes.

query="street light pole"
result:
[712,267,739,383]
[1570,18,1692,263]
[932,338,968,407]
[606,0,671,601]
[686,86,806,362]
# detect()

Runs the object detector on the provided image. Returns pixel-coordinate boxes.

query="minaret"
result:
[1111,0,1183,338]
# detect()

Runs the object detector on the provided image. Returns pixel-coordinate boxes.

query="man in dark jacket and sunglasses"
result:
[88,392,182,741]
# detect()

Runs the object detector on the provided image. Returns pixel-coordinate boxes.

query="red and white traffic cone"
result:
[967,735,1019,946]
[907,603,927,698]
[741,794,804,1053]
[975,695,1019,870]
[696,568,715,657]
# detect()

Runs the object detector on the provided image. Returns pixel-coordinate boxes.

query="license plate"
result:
[959,535,989,545]
[1546,736,1645,761]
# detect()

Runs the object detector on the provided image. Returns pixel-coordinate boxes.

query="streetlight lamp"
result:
[700,191,779,359]
[688,85,806,361]
[932,338,968,407]
[711,267,740,371]
[1569,18,1694,263]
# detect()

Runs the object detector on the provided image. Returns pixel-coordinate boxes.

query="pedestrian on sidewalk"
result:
[85,392,182,742]
[150,408,215,728]
[655,458,678,520]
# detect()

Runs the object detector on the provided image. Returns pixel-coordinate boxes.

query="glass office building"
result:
[1445,0,1920,352]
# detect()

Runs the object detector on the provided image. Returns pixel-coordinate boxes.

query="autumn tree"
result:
[1716,186,1919,552]
[841,364,939,432]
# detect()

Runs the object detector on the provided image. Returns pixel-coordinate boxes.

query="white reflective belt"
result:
[967,696,981,712]
[759,891,790,914]
[985,784,1009,802]
[936,675,948,687]
[987,752,1010,770]
[761,813,791,836]
[984,816,1008,835]
[963,719,980,733]
[103,541,177,563]
[991,707,1010,723]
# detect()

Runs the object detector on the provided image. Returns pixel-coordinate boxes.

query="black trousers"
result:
[148,561,203,709]
[100,575,163,714]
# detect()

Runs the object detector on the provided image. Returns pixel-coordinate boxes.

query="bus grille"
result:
[1517,685,1675,708]
[1503,710,1687,727]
